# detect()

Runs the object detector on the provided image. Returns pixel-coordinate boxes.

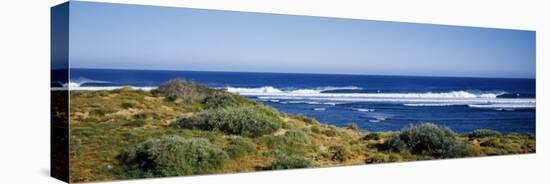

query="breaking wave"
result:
[227,86,505,99]
[227,86,535,110]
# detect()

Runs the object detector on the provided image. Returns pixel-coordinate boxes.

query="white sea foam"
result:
[285,101,323,105]
[403,103,462,107]
[313,108,327,111]
[229,87,505,99]
[68,86,156,91]
[468,104,536,109]
[369,116,386,123]
[323,102,342,106]
[352,108,375,112]
[63,77,112,87]
[255,95,535,105]
[232,86,535,110]
[226,86,362,95]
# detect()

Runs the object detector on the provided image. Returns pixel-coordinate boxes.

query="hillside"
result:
[68,79,536,182]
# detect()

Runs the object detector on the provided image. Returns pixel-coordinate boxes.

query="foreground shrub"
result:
[364,153,390,164]
[225,136,257,159]
[284,130,310,144]
[329,145,353,162]
[203,91,250,109]
[383,123,468,158]
[151,79,214,102]
[119,136,227,177]
[362,133,381,141]
[468,129,502,139]
[310,126,321,134]
[259,130,311,156]
[271,153,312,170]
[173,106,284,137]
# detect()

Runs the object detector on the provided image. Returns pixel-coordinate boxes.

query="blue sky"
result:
[68,1,536,78]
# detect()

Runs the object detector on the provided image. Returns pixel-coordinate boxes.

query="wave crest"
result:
[63,77,111,88]
[227,86,505,99]
[225,86,362,95]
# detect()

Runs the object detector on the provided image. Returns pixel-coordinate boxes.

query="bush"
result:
[383,123,468,158]
[362,133,381,141]
[479,137,502,147]
[203,91,249,109]
[173,106,284,137]
[284,130,310,144]
[151,79,214,102]
[365,153,389,164]
[226,136,257,158]
[259,130,311,156]
[165,95,177,102]
[121,101,135,109]
[329,145,353,162]
[468,129,502,139]
[310,126,321,134]
[119,136,227,177]
[271,153,312,170]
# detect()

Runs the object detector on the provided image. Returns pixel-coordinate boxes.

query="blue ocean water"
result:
[68,68,536,133]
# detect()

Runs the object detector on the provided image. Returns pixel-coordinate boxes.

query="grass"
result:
[68,79,536,182]
[119,135,227,177]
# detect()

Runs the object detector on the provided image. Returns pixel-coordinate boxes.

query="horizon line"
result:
[66,67,536,80]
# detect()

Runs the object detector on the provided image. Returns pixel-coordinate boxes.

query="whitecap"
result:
[352,108,375,112]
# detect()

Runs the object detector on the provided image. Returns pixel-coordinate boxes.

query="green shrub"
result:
[480,137,502,147]
[173,106,283,137]
[226,136,257,158]
[165,95,177,102]
[119,136,227,177]
[329,145,352,162]
[259,130,311,156]
[310,126,321,134]
[121,101,135,109]
[151,79,214,102]
[284,130,310,144]
[203,91,249,109]
[383,123,468,158]
[362,133,381,141]
[383,136,408,152]
[468,129,502,139]
[365,153,389,163]
[271,153,312,170]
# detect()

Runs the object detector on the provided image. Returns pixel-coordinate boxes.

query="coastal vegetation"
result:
[69,79,536,182]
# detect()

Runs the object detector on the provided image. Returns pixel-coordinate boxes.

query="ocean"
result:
[66,68,536,133]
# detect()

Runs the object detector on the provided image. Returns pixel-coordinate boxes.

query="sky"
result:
[67,1,536,78]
